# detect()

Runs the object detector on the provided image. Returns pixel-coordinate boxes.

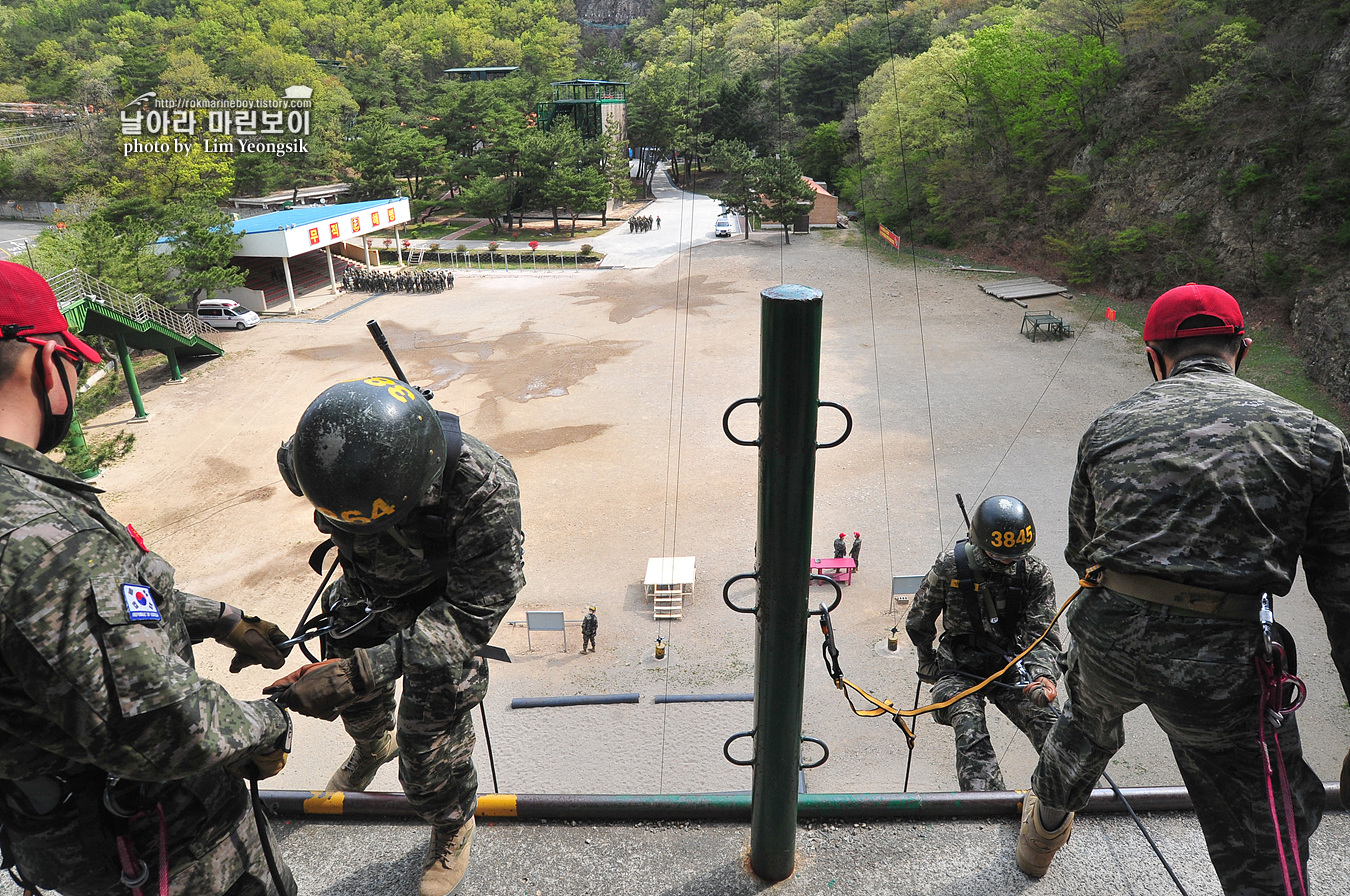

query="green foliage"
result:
[754,155,816,244]
[1220,162,1269,199]
[797,122,847,196]
[1047,169,1092,220]
[460,175,511,233]
[160,203,246,308]
[1109,226,1150,255]
[62,430,135,477]
[709,139,758,224]
[1044,227,1110,285]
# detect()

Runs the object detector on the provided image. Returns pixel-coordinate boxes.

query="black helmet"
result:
[285,376,447,533]
[969,495,1036,560]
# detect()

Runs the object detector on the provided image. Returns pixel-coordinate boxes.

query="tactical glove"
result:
[917,660,941,684]
[215,604,291,672]
[265,654,372,721]
[226,708,292,780]
[1023,676,1057,707]
[1341,748,1349,810]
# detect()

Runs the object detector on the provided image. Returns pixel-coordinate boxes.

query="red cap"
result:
[1143,283,1244,342]
[0,261,102,363]
[839,533,846,538]
[854,532,860,537]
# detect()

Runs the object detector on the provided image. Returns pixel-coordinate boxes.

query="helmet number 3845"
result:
[988,526,1034,550]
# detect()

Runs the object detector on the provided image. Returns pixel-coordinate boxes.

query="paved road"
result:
[0,219,47,262]
[416,164,735,270]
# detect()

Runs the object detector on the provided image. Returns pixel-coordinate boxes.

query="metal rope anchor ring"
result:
[723,730,755,766]
[722,397,761,446]
[817,400,852,449]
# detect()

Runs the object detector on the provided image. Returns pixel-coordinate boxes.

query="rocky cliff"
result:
[577,0,659,46]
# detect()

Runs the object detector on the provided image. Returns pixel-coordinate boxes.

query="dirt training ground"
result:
[84,228,1348,798]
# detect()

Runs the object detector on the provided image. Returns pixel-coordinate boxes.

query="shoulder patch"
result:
[121,583,162,623]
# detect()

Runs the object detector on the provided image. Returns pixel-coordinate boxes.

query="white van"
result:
[196,299,260,330]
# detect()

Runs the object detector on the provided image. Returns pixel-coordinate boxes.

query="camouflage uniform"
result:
[0,438,294,896]
[833,536,847,559]
[906,544,1061,791]
[318,433,524,832]
[1034,356,1350,895]
[581,611,597,652]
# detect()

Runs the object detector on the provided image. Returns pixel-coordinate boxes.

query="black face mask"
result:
[35,353,74,454]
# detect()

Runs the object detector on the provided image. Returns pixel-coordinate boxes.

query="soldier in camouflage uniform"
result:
[0,261,296,896]
[270,376,524,896]
[907,496,1061,792]
[581,606,598,653]
[1019,284,1350,895]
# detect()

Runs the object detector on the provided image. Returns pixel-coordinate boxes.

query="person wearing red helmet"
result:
[1017,283,1350,895]
[833,532,847,559]
[0,261,297,895]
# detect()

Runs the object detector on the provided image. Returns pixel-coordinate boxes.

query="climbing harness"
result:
[1256,593,1309,896]
[102,778,168,896]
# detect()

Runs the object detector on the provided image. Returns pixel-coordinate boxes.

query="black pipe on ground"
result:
[653,694,753,703]
[509,693,640,709]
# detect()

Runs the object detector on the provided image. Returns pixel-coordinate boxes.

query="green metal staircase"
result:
[47,267,223,422]
[47,268,223,359]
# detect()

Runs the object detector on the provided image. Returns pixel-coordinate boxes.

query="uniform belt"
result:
[1098,569,1261,621]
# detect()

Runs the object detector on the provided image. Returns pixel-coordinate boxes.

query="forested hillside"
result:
[2,0,1348,396]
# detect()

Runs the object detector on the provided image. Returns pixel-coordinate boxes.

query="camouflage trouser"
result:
[930,672,1059,792]
[582,633,595,651]
[324,588,486,833]
[1033,589,1325,896]
[2,772,295,896]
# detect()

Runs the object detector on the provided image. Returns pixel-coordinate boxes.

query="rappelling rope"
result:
[819,570,1087,745]
[655,0,712,795]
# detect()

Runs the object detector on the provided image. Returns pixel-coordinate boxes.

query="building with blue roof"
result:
[224,197,410,312]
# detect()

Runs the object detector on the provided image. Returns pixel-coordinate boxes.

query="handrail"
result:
[47,268,216,341]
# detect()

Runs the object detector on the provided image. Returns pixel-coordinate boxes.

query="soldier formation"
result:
[342,264,453,293]
[628,214,657,233]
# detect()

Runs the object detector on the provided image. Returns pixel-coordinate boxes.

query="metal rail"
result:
[253,783,1329,820]
[47,268,217,341]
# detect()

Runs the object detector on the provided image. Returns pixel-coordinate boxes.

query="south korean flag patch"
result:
[122,584,162,623]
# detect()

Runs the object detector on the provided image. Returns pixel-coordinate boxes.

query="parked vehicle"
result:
[196,299,260,330]
[714,216,733,237]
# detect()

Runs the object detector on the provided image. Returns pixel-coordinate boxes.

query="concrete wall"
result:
[0,200,60,221]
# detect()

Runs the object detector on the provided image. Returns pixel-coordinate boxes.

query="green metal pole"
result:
[66,419,100,480]
[750,284,823,882]
[115,333,148,420]
[165,347,182,383]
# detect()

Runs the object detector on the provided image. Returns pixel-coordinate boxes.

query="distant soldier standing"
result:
[834,532,847,559]
[0,261,297,896]
[1017,284,1350,894]
[907,496,1061,792]
[272,377,524,896]
[581,606,598,654]
[850,531,862,570]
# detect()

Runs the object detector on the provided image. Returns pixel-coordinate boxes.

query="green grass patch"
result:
[455,222,612,242]
[1075,294,1349,432]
